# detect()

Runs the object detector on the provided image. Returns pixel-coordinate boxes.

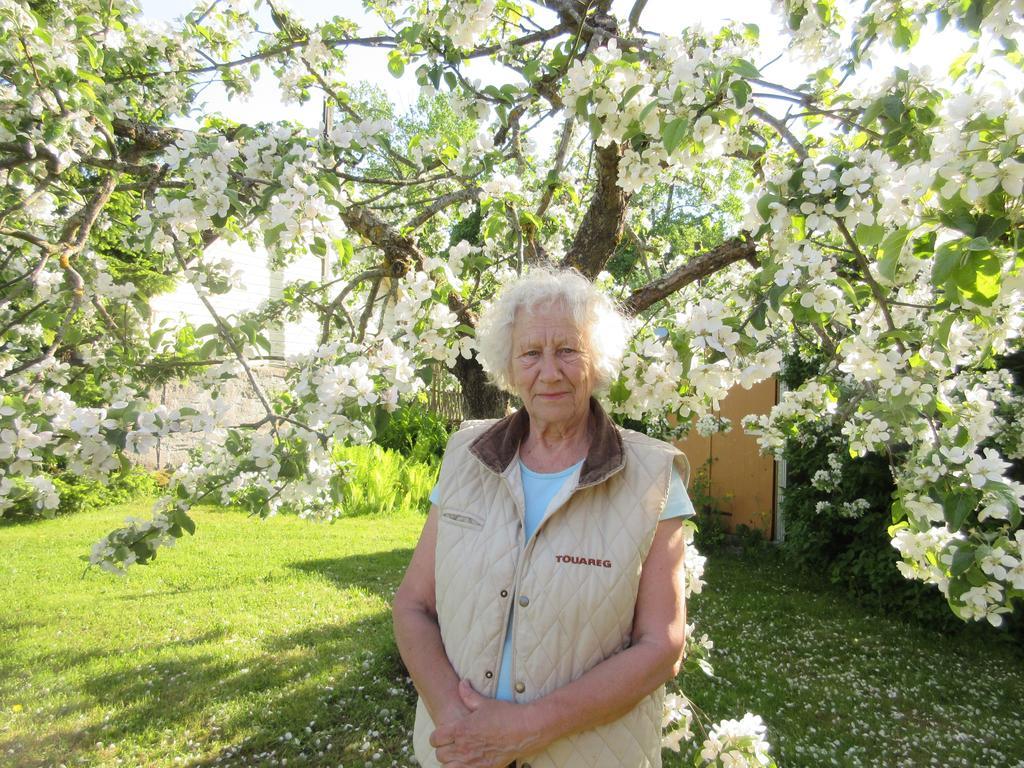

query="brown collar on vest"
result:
[468,397,625,487]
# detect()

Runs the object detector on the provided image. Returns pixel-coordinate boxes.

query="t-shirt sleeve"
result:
[429,484,440,506]
[660,468,695,520]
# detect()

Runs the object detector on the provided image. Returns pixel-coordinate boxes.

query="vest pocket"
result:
[439,509,484,530]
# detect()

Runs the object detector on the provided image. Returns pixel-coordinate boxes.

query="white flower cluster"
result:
[381,270,474,368]
[700,713,774,767]
[811,451,844,491]
[695,414,733,437]
[89,509,176,575]
[326,117,394,152]
[682,520,706,600]
[561,33,753,193]
[137,127,350,261]
[293,337,422,432]
[679,299,741,357]
[438,0,496,50]
[0,409,57,513]
[661,693,694,752]
[771,0,841,63]
[743,381,837,455]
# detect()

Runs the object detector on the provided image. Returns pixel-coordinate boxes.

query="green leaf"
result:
[519,210,542,230]
[387,52,406,79]
[662,117,688,155]
[950,545,975,577]
[835,277,859,307]
[956,249,1002,305]
[636,101,658,126]
[335,237,354,265]
[619,83,644,108]
[729,79,751,109]
[942,490,979,531]
[670,333,691,374]
[881,95,904,121]
[609,379,630,404]
[174,509,197,536]
[877,227,910,283]
[729,58,761,78]
[198,337,221,359]
[756,193,782,222]
[855,223,885,247]
[932,239,963,287]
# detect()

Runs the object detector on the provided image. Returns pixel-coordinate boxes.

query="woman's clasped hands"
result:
[429,679,539,768]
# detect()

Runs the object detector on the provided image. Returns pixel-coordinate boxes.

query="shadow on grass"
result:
[288,548,414,599]
[0,549,418,768]
[0,512,66,529]
[31,627,231,673]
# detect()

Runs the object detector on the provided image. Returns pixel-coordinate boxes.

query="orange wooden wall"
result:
[674,377,778,537]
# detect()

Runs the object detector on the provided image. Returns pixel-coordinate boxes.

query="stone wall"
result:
[134,365,288,471]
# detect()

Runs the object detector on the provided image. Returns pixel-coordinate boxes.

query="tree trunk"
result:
[452,354,510,419]
[562,143,631,278]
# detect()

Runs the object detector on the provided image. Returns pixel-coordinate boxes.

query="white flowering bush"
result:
[2,0,1023,762]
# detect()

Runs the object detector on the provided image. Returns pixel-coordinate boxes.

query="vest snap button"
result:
[518,596,529,607]
[485,670,493,679]
[500,589,508,598]
[514,681,526,694]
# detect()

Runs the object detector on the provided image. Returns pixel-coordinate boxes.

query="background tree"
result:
[1,0,1022,640]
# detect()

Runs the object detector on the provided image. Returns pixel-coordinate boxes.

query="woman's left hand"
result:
[429,679,537,767]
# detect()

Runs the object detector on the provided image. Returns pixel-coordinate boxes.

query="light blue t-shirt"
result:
[429,460,694,702]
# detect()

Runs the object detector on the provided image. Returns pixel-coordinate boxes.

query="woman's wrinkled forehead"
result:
[512,300,587,347]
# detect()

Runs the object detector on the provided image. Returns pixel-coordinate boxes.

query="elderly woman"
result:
[392,269,694,768]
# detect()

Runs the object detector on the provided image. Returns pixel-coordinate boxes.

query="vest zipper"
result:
[493,467,527,700]
[502,463,582,702]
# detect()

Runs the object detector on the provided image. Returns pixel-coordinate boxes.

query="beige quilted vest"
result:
[412,399,689,768]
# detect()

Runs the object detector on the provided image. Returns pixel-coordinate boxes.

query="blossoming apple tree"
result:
[1,0,1022,675]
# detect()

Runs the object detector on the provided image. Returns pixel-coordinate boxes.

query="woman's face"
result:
[510,300,594,430]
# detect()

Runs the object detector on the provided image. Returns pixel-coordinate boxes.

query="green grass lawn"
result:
[1,503,1022,768]
[675,553,1024,768]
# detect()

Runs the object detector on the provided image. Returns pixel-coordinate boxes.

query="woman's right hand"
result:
[430,679,538,768]
[435,698,472,729]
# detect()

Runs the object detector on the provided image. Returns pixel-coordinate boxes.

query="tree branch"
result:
[835,219,904,352]
[466,23,572,58]
[107,35,397,84]
[750,106,808,162]
[534,113,575,219]
[562,143,630,278]
[173,246,280,438]
[407,187,481,231]
[624,236,757,314]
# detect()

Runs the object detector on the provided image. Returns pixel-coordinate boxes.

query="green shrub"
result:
[734,523,764,554]
[1,460,161,521]
[333,443,437,517]
[779,353,965,630]
[373,398,452,464]
[689,462,730,552]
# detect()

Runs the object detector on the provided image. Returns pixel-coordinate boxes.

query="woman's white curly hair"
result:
[475,268,631,395]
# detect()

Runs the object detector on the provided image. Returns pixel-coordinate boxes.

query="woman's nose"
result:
[538,352,562,381]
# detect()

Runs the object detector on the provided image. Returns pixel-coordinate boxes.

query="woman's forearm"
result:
[521,636,678,753]
[392,597,468,725]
